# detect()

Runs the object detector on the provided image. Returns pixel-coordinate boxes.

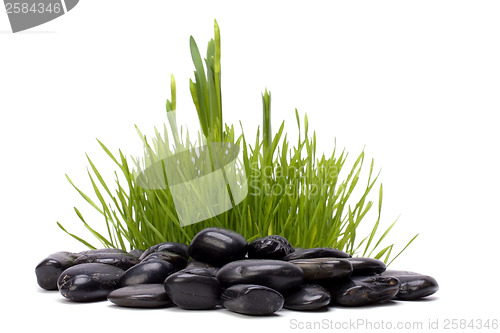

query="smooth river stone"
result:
[73,252,139,270]
[141,251,187,270]
[185,260,220,275]
[247,235,295,260]
[216,259,304,292]
[221,284,284,316]
[128,249,144,259]
[188,227,248,267]
[289,258,353,281]
[139,242,189,260]
[120,260,176,286]
[108,284,173,308]
[283,284,331,311]
[35,251,77,290]
[164,268,221,309]
[326,275,400,307]
[283,247,351,261]
[381,270,439,300]
[346,257,386,276]
[76,248,127,256]
[57,263,124,302]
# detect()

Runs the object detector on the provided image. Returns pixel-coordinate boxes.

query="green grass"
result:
[57,20,417,265]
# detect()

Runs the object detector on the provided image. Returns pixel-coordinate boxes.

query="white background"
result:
[1,1,499,332]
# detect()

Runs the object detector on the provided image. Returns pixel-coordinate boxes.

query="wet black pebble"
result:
[128,249,144,258]
[57,263,125,302]
[73,252,139,270]
[247,235,294,259]
[188,227,247,267]
[120,260,176,286]
[108,284,173,308]
[141,251,187,270]
[289,258,353,281]
[382,270,439,300]
[326,275,400,307]
[347,257,386,276]
[283,284,331,311]
[216,259,304,292]
[139,242,189,260]
[35,251,77,290]
[221,284,284,316]
[283,247,351,260]
[164,267,221,309]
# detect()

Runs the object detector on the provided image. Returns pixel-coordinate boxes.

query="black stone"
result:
[216,259,304,292]
[180,265,219,277]
[73,252,139,270]
[381,270,439,300]
[289,258,353,281]
[247,235,294,260]
[139,242,189,260]
[283,247,351,261]
[76,248,127,256]
[57,263,125,302]
[35,251,77,290]
[128,249,144,258]
[108,284,173,308]
[188,227,247,267]
[221,284,284,316]
[283,284,331,311]
[120,260,176,286]
[326,275,400,307]
[164,268,221,309]
[141,251,187,270]
[347,257,386,276]
[186,259,220,274]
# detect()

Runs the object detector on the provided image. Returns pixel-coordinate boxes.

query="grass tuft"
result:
[57,20,417,264]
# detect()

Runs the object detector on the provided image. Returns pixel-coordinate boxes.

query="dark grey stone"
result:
[216,259,304,292]
[283,284,331,311]
[247,235,294,260]
[35,251,77,290]
[289,258,353,281]
[283,247,351,261]
[57,263,124,302]
[120,260,176,286]
[326,275,400,306]
[164,268,221,309]
[346,257,386,276]
[139,242,189,260]
[108,284,173,308]
[221,284,284,315]
[381,270,439,300]
[188,227,248,267]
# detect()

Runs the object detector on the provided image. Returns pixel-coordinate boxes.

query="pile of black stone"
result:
[35,227,438,315]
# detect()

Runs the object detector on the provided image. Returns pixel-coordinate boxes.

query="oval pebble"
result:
[382,270,439,300]
[289,257,353,281]
[120,260,176,286]
[283,284,331,311]
[221,284,284,316]
[141,251,187,270]
[216,259,304,292]
[57,263,124,302]
[73,252,139,270]
[247,235,294,260]
[326,275,400,307]
[346,257,386,276]
[108,284,173,308]
[35,251,77,290]
[164,268,221,309]
[139,242,189,260]
[188,227,247,267]
[283,247,351,261]
[128,249,144,258]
